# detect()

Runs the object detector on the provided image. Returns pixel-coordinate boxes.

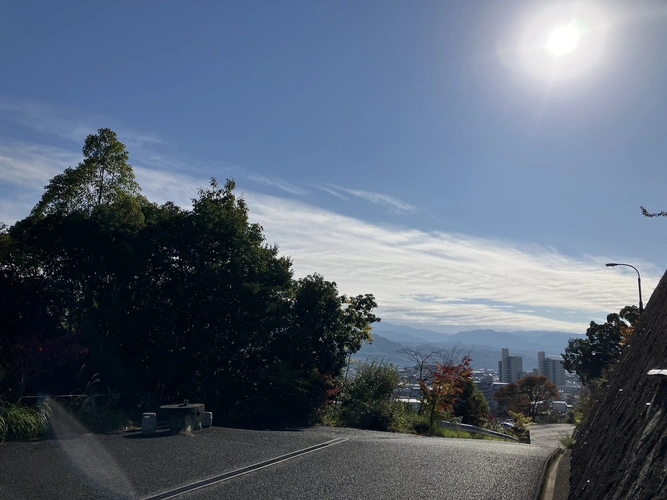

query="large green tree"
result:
[454,379,490,427]
[1,129,380,425]
[562,306,639,386]
[31,128,142,218]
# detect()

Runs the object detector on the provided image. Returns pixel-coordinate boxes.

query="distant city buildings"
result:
[538,351,567,387]
[477,375,508,413]
[498,348,523,383]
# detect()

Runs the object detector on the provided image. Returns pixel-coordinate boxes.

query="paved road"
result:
[528,424,575,447]
[0,426,557,500]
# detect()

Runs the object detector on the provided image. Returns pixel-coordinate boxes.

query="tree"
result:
[453,379,490,427]
[31,128,141,218]
[494,383,529,418]
[494,375,559,421]
[562,306,639,386]
[398,346,444,386]
[516,375,559,420]
[1,129,380,426]
[640,206,667,218]
[398,343,467,414]
[420,356,472,429]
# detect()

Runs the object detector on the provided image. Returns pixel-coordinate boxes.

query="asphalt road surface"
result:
[528,424,575,448]
[0,426,557,500]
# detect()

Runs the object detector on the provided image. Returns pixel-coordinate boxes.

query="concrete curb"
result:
[534,447,564,500]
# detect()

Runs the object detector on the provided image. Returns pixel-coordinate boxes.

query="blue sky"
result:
[2,1,667,333]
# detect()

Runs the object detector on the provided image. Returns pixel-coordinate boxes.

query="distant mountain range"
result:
[354,322,583,370]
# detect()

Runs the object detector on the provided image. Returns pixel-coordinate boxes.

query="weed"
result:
[0,400,51,442]
[559,432,576,449]
[179,427,195,437]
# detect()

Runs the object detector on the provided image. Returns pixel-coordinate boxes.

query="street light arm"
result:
[606,262,640,278]
[606,262,643,314]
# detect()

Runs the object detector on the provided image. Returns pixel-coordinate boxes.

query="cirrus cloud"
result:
[1,136,661,334]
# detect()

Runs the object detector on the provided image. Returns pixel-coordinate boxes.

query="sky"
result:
[2,1,667,334]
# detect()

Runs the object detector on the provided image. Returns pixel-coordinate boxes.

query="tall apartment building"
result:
[498,348,524,383]
[538,351,567,386]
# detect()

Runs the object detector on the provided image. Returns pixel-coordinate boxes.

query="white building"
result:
[538,351,567,387]
[498,348,523,383]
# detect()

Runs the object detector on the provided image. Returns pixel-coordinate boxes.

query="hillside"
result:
[569,270,667,500]
[354,335,407,365]
[358,323,579,369]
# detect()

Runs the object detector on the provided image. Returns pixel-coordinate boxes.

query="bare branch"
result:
[640,206,667,218]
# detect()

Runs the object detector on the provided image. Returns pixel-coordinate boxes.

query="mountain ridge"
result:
[361,322,583,369]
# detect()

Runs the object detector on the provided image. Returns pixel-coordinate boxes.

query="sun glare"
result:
[546,24,581,56]
[500,2,610,82]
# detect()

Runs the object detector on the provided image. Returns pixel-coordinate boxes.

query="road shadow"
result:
[212,421,309,432]
[122,429,175,439]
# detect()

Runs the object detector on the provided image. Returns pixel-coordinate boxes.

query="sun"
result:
[546,24,581,56]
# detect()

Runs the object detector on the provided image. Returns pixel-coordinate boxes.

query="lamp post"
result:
[606,263,643,314]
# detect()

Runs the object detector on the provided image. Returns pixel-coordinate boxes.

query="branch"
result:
[640,206,667,218]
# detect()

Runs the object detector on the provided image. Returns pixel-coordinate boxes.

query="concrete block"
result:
[141,412,157,435]
[201,411,213,428]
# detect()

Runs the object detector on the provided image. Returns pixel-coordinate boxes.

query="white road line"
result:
[142,437,350,500]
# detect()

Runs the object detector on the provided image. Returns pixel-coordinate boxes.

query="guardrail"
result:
[438,420,520,442]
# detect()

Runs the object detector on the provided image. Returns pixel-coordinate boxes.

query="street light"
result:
[606,263,643,314]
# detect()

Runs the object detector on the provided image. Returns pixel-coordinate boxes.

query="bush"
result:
[337,361,401,431]
[320,361,403,431]
[0,400,50,442]
[559,432,576,449]
[319,361,499,439]
[453,379,490,427]
[55,395,137,433]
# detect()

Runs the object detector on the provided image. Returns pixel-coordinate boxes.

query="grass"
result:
[320,402,503,441]
[59,395,138,433]
[558,432,576,449]
[0,395,139,443]
[0,400,51,442]
[431,427,504,441]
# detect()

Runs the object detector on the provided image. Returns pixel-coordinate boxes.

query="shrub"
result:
[453,379,490,427]
[56,395,137,433]
[337,361,401,430]
[322,361,402,431]
[559,432,576,449]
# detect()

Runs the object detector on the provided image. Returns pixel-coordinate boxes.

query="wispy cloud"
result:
[0,97,163,149]
[1,133,661,333]
[246,173,308,195]
[315,185,350,201]
[323,184,419,214]
[0,98,94,142]
[0,140,79,188]
[245,192,663,332]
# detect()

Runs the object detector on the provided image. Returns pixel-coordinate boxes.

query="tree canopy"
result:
[0,128,379,424]
[31,128,141,218]
[562,306,639,386]
[494,375,559,420]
